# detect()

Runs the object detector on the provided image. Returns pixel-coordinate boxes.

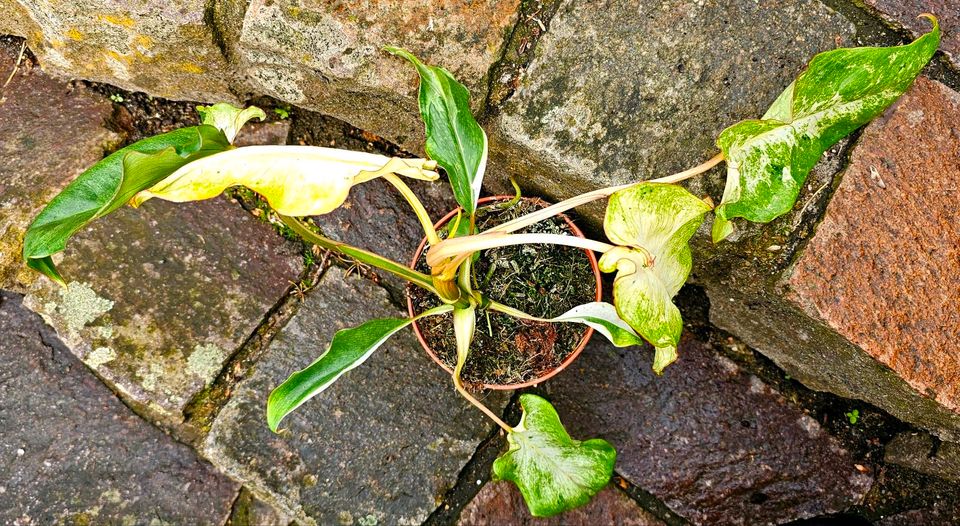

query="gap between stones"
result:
[480,0,564,118]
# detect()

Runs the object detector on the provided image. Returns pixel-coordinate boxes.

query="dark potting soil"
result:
[408,199,597,386]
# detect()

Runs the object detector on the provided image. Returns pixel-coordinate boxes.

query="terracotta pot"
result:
[406,195,603,390]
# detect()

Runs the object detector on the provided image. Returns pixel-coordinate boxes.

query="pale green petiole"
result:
[278,214,438,295]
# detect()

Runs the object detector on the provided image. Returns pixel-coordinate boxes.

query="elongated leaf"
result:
[134,146,439,217]
[23,125,231,284]
[452,305,476,380]
[386,46,487,214]
[267,304,452,431]
[549,302,644,348]
[713,16,940,241]
[601,183,712,373]
[493,394,616,517]
[197,103,266,143]
[494,301,644,348]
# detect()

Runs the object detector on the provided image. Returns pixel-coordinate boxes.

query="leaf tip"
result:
[265,388,287,433]
[712,212,734,243]
[653,345,678,375]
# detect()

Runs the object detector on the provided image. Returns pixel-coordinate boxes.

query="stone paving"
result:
[1,0,960,523]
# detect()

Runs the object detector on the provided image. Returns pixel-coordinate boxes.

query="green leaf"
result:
[267,304,452,431]
[133,147,439,217]
[600,183,712,373]
[22,125,231,284]
[197,103,266,143]
[493,394,616,517]
[714,16,940,241]
[386,46,487,214]
[540,302,645,348]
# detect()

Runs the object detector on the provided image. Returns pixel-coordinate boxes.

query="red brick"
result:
[789,77,960,413]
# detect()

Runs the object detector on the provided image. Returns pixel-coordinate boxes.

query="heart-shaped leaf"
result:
[267,304,453,431]
[493,394,616,517]
[133,147,440,216]
[23,125,231,284]
[601,183,711,372]
[713,16,940,241]
[386,46,487,215]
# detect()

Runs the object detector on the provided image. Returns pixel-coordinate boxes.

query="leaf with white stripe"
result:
[549,302,644,348]
[266,305,451,431]
[493,394,616,517]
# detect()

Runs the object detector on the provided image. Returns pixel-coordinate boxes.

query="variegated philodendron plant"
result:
[23,17,940,517]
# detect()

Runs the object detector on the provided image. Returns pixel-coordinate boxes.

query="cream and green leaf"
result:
[601,183,712,373]
[386,46,487,215]
[267,304,453,432]
[22,124,232,284]
[490,301,644,348]
[493,394,616,517]
[713,16,940,241]
[132,146,439,216]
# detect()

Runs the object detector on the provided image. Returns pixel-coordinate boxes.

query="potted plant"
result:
[22,16,939,517]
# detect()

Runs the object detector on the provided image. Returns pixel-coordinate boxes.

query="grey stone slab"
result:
[235,0,520,152]
[204,266,509,526]
[22,197,304,431]
[0,39,122,291]
[488,0,853,222]
[3,0,235,102]
[0,291,239,525]
[542,336,872,525]
[885,432,960,483]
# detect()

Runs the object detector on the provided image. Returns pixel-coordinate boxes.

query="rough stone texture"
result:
[226,488,293,526]
[885,432,960,483]
[863,0,959,68]
[710,77,960,441]
[3,1,236,102]
[204,267,509,526]
[235,0,520,151]
[0,291,239,525]
[459,482,665,526]
[488,0,854,218]
[789,77,960,413]
[22,197,304,430]
[543,336,873,526]
[0,40,122,291]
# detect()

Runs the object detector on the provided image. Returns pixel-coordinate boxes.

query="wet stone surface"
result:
[885,432,960,483]
[789,78,960,416]
[489,0,853,224]
[204,266,509,526]
[22,197,303,430]
[458,481,665,526]
[0,291,239,525]
[542,335,873,525]
[0,40,122,291]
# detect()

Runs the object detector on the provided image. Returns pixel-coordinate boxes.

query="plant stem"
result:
[454,374,512,432]
[490,152,725,235]
[278,214,438,294]
[381,173,441,245]
[427,232,614,269]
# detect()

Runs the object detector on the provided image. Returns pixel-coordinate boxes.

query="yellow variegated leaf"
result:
[133,146,438,216]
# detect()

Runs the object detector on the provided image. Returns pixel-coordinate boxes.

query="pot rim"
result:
[406,195,603,390]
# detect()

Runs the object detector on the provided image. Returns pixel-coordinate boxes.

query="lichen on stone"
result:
[187,343,227,384]
[86,347,117,368]
[56,282,114,332]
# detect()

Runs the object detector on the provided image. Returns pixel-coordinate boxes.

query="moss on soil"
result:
[409,199,596,386]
